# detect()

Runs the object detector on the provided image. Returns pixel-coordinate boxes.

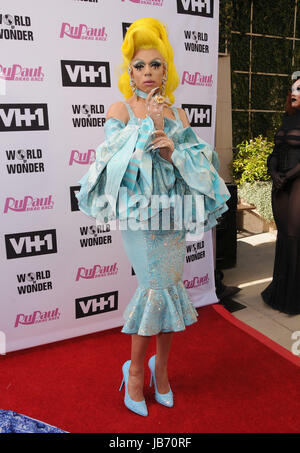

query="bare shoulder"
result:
[106,101,129,124]
[176,107,190,128]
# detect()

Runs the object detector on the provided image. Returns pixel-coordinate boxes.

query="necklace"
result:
[135,88,149,100]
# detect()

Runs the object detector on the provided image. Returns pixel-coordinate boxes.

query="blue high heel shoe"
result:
[119,360,148,417]
[148,355,174,408]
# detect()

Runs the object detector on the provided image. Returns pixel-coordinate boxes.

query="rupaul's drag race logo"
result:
[3,195,54,213]
[69,148,96,165]
[184,273,209,289]
[121,0,163,6]
[182,71,213,87]
[75,263,118,281]
[60,22,107,41]
[14,308,60,328]
[0,64,44,82]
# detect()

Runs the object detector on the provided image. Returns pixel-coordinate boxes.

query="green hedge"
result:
[219,0,299,147]
[231,135,274,221]
[238,182,274,222]
[218,1,297,222]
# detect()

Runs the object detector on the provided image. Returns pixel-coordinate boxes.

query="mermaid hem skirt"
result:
[261,233,300,314]
[121,279,198,336]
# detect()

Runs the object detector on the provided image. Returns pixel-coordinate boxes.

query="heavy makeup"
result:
[130,48,165,94]
[291,79,300,109]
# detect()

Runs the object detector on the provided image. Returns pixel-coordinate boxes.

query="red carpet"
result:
[1,304,300,433]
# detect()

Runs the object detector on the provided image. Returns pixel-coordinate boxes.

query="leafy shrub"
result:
[231,135,274,185]
[238,182,274,222]
[231,135,275,222]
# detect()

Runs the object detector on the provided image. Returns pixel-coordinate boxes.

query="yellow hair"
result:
[118,18,179,104]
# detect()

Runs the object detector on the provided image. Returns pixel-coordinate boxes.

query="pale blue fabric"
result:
[0,409,67,433]
[120,225,198,335]
[76,104,230,335]
[76,104,230,233]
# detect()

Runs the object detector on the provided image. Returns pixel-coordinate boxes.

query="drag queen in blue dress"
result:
[76,18,230,417]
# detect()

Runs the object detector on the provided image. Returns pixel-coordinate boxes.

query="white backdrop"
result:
[0,0,219,353]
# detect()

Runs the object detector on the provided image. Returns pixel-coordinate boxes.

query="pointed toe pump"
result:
[119,360,148,417]
[148,355,174,408]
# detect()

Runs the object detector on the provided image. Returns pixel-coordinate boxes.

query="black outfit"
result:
[261,109,300,314]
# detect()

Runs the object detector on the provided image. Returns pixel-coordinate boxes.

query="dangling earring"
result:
[161,62,168,96]
[128,65,136,95]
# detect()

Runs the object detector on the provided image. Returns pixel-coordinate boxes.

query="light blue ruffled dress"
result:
[76,103,230,336]
[0,410,67,433]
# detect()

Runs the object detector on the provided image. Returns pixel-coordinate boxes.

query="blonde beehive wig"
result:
[118,17,179,104]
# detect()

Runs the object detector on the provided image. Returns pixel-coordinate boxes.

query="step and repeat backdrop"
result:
[0,0,219,353]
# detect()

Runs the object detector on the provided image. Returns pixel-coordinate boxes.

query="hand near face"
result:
[145,87,169,130]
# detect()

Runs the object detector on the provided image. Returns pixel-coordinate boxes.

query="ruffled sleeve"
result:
[126,120,230,233]
[75,116,155,223]
[76,113,230,233]
[166,123,230,232]
[76,118,132,219]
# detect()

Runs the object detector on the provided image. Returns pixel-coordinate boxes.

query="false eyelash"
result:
[133,62,162,70]
[133,64,144,70]
[151,62,162,68]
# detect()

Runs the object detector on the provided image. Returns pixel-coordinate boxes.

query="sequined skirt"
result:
[120,221,198,336]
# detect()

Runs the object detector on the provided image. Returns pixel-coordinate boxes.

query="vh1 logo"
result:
[61,60,111,87]
[0,104,49,132]
[182,104,212,127]
[177,0,214,17]
[75,290,118,319]
[5,229,57,259]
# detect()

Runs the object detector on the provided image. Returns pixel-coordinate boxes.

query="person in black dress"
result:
[261,73,300,314]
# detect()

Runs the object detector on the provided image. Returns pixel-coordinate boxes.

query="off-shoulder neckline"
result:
[105,117,126,126]
[107,101,184,127]
[104,117,195,136]
[126,102,183,127]
[105,115,184,128]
